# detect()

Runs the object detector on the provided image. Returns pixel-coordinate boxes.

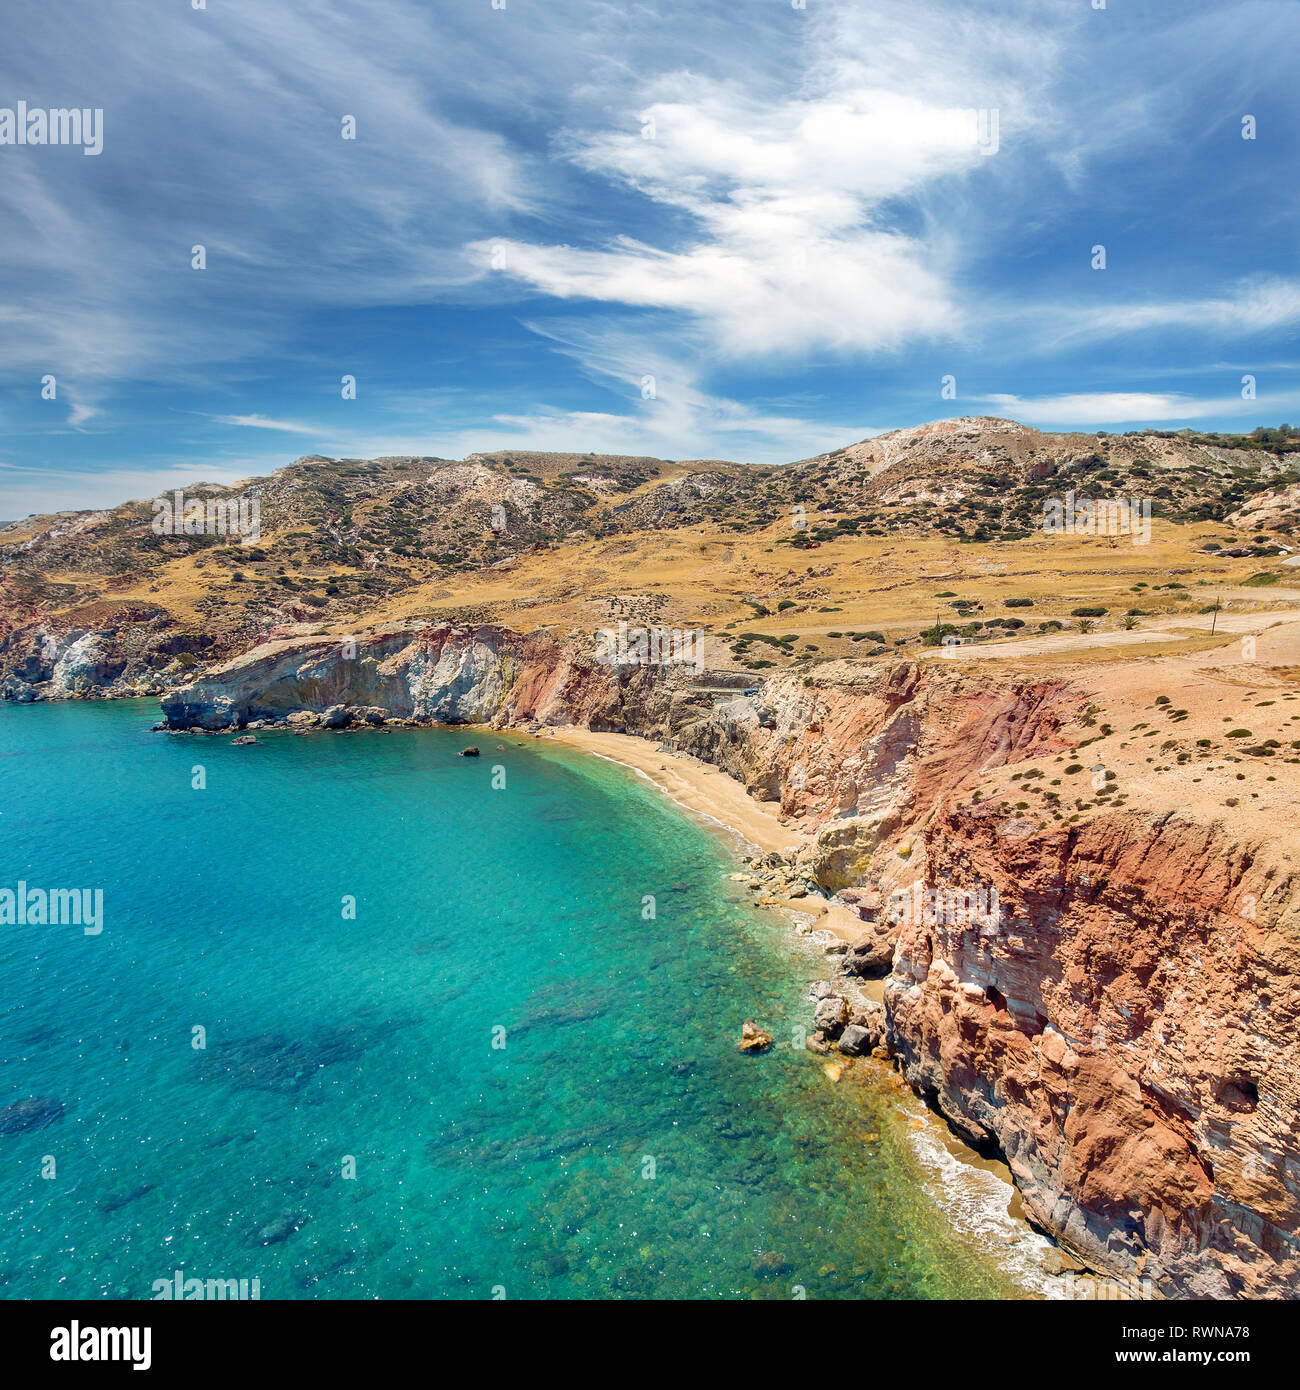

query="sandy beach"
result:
[536,726,867,942]
[539,726,804,854]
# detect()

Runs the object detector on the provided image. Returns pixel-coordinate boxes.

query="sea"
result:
[0,699,1056,1299]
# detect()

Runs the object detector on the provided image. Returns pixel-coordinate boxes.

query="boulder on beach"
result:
[844,926,897,978]
[738,1020,772,1053]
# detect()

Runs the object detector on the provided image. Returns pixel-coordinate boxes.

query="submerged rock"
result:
[99,1183,155,1214]
[752,1250,792,1279]
[513,981,615,1032]
[200,1027,372,1094]
[254,1210,310,1246]
[0,1096,65,1134]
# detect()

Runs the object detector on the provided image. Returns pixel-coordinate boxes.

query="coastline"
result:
[535,725,868,943]
[534,724,1073,1297]
[13,697,1090,1296]
[535,726,803,855]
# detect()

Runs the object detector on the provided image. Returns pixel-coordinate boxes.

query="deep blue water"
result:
[0,700,1025,1299]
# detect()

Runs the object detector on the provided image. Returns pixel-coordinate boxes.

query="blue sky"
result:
[1,0,1298,516]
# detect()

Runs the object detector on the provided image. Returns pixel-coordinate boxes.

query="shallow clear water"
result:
[0,700,1029,1299]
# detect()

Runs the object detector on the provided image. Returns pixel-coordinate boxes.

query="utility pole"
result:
[1210,593,1221,636]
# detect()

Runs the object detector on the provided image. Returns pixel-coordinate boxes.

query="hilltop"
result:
[2,417,1299,698]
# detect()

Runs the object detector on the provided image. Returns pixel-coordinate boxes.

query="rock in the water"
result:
[231,734,257,745]
[459,746,481,757]
[837,1024,872,1056]
[738,1020,772,1053]
[752,1250,792,1278]
[846,1000,888,1053]
[813,995,848,1032]
[99,1183,155,1214]
[0,1096,64,1135]
[254,1211,309,1246]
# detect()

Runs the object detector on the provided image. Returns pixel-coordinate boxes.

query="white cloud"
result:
[210,414,317,434]
[1033,278,1300,350]
[0,0,530,387]
[469,82,1006,357]
[980,389,1300,427]
[0,463,263,519]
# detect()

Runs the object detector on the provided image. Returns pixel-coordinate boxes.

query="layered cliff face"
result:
[159,623,526,729]
[887,806,1300,1299]
[155,621,1299,1298]
[0,609,212,702]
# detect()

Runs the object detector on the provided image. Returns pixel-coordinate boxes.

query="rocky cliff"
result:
[157,621,1300,1298]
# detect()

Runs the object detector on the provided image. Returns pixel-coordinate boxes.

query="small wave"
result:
[900,1103,1067,1299]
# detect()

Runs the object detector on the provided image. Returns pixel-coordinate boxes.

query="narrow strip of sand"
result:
[535,727,868,945]
[538,726,803,855]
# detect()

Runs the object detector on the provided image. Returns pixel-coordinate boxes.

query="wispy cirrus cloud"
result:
[468,12,1053,360]
[981,388,1300,427]
[1026,277,1300,352]
[2,0,1299,518]
[209,414,317,434]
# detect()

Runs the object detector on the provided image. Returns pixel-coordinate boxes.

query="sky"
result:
[1,0,1298,517]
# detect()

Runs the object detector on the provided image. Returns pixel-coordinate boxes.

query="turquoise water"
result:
[0,700,1024,1300]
